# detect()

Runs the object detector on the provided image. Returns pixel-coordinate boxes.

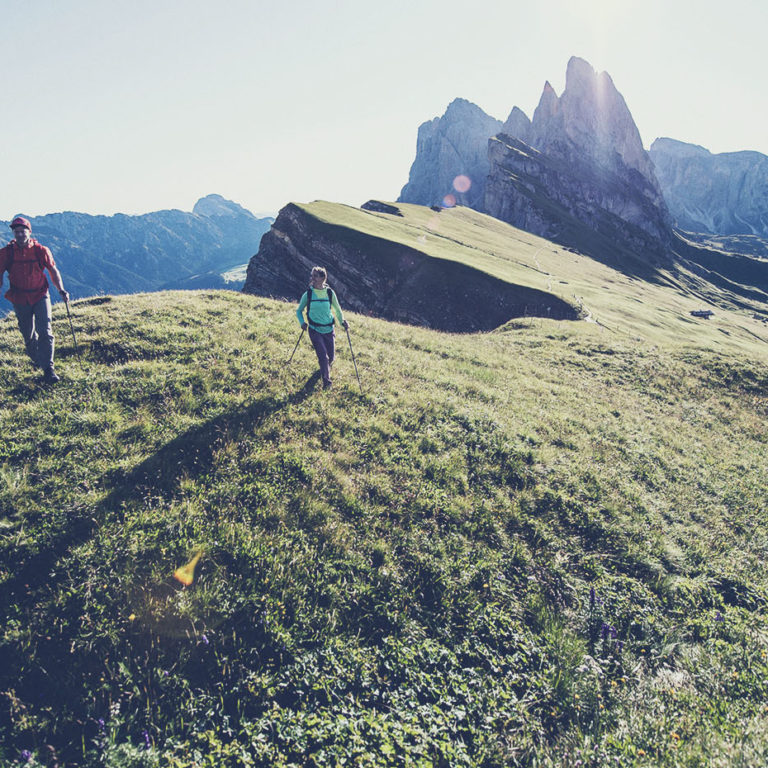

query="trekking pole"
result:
[287,328,305,364]
[64,299,83,369]
[344,325,363,394]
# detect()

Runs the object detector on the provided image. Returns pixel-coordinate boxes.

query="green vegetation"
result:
[1,209,767,767]
[297,201,768,347]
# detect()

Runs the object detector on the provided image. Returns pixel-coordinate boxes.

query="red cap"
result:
[10,216,31,230]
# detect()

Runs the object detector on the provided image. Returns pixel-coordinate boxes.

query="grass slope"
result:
[0,279,767,766]
[295,201,768,350]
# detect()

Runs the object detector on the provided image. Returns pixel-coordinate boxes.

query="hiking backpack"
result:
[304,286,337,331]
[3,240,49,293]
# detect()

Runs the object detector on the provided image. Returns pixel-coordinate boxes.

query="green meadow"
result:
[1,204,767,767]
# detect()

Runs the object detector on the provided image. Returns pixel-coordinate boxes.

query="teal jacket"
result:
[296,287,345,333]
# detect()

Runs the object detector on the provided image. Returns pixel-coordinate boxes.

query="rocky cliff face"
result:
[398,98,502,210]
[650,138,768,239]
[484,57,673,264]
[484,135,671,269]
[242,203,578,331]
[399,58,673,268]
[1,196,272,308]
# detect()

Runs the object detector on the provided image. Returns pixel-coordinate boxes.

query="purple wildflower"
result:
[589,586,596,609]
[610,625,618,639]
[98,718,106,733]
[715,611,724,622]
[142,730,150,749]
[201,634,209,645]
[21,750,32,763]
[601,622,610,641]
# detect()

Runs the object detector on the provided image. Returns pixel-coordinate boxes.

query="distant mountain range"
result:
[1,195,272,312]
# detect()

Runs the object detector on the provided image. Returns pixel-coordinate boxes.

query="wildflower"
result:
[715,611,724,622]
[637,749,646,756]
[21,750,32,762]
[98,718,106,733]
[589,586,596,609]
[201,634,209,645]
[671,732,680,740]
[129,613,136,622]
[142,730,150,749]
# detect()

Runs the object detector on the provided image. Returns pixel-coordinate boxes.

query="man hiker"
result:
[296,266,348,389]
[0,216,69,383]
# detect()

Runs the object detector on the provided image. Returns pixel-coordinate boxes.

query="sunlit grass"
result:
[0,288,766,766]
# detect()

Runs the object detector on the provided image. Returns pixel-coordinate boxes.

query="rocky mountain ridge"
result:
[485,58,673,269]
[650,137,768,239]
[399,57,674,270]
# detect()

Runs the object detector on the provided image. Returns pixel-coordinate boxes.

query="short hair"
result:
[311,266,327,281]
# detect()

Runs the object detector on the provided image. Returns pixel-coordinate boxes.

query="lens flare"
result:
[442,194,456,208]
[173,550,203,586]
[453,175,471,193]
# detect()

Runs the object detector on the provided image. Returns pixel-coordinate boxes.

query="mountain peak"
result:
[501,106,532,144]
[398,99,502,209]
[193,194,254,219]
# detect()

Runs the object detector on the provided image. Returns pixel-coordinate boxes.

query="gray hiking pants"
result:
[14,295,54,371]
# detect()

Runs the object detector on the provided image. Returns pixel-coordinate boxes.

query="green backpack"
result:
[304,286,337,331]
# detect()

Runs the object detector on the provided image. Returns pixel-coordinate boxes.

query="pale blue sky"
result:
[2,0,766,217]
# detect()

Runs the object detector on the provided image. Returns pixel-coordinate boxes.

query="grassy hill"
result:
[1,230,767,764]
[269,201,768,343]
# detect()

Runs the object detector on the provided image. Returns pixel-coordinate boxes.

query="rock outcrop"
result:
[484,57,673,266]
[361,200,403,216]
[649,138,768,239]
[243,203,579,331]
[398,98,502,211]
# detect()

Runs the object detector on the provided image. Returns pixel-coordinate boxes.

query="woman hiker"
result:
[296,266,348,389]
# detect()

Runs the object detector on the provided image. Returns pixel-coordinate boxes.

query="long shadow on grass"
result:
[0,372,321,611]
[104,370,321,504]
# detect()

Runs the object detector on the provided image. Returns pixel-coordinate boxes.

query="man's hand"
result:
[301,322,308,330]
[342,320,349,331]
[59,289,70,303]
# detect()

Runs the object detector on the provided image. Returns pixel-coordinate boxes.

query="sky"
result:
[2,0,766,218]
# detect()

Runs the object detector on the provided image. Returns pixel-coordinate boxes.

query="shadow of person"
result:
[0,370,322,611]
[105,369,322,504]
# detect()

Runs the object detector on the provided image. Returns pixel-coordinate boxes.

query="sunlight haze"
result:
[2,0,765,217]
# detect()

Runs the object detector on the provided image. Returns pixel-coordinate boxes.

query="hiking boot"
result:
[323,380,333,390]
[43,367,60,383]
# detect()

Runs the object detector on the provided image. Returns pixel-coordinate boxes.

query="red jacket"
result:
[0,239,56,305]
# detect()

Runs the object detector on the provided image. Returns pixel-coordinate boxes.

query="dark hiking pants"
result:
[308,327,335,386]
[14,295,54,372]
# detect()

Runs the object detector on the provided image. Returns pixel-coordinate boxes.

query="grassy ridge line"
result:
[298,201,768,354]
[0,290,767,766]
